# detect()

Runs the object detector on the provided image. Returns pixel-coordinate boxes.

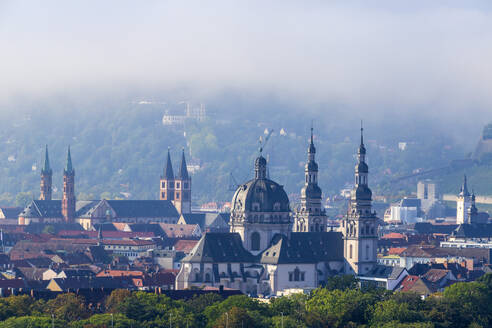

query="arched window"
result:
[251,232,261,251]
[205,273,211,282]
[349,244,353,259]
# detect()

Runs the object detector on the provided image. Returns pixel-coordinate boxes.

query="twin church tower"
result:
[38,146,192,224]
[40,146,76,222]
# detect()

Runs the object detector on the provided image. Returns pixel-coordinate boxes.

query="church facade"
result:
[176,127,381,295]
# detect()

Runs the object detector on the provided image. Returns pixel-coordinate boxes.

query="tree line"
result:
[0,274,490,327]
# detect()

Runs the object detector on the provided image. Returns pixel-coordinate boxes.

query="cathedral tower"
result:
[174,149,191,214]
[40,145,52,200]
[342,125,378,275]
[456,175,472,224]
[160,148,175,202]
[62,146,76,223]
[293,127,327,232]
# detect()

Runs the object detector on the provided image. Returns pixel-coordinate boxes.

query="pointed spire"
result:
[42,145,52,174]
[308,122,316,154]
[163,147,174,179]
[65,146,74,174]
[461,174,470,197]
[178,148,189,180]
[358,120,366,156]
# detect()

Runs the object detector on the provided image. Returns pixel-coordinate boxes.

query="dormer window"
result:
[273,202,280,211]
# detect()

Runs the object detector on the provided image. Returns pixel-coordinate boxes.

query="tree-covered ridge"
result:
[0,99,486,208]
[0,274,491,327]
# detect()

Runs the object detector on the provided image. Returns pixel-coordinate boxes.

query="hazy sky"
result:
[1,1,492,118]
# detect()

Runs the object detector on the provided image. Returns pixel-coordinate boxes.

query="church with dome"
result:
[175,127,381,295]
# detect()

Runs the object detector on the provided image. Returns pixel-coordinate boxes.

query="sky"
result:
[1,1,492,120]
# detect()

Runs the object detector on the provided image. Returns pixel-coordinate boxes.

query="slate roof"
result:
[183,233,256,263]
[49,276,133,291]
[0,207,23,219]
[180,213,206,227]
[127,223,165,236]
[260,232,343,264]
[364,265,406,280]
[452,223,492,239]
[106,200,179,218]
[414,222,458,235]
[20,200,62,218]
[24,223,84,234]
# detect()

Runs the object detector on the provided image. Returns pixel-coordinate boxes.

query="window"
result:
[162,182,165,188]
[205,273,211,282]
[366,245,370,260]
[176,182,180,189]
[184,182,189,189]
[289,272,293,281]
[161,192,166,198]
[350,244,353,259]
[176,192,180,199]
[251,232,260,251]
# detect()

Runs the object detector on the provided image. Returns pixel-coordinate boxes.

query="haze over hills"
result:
[0,93,489,208]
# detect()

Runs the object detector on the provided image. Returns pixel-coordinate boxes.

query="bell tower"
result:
[456,175,472,224]
[62,146,76,223]
[174,149,191,214]
[293,126,327,232]
[342,124,378,275]
[160,148,175,202]
[40,145,52,200]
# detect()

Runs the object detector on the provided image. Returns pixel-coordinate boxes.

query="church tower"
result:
[457,175,472,224]
[293,127,327,232]
[40,145,52,200]
[342,125,378,275]
[62,146,76,223]
[174,149,191,214]
[160,148,175,202]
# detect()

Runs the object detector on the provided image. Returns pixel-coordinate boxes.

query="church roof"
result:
[452,223,492,238]
[20,200,62,218]
[183,233,256,263]
[64,146,74,174]
[42,145,52,175]
[260,232,343,264]
[105,200,179,218]
[232,178,290,214]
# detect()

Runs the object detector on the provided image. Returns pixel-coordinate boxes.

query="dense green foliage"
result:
[0,99,488,208]
[0,274,490,327]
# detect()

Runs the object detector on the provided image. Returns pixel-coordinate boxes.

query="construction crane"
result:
[258,129,274,155]
[228,172,240,191]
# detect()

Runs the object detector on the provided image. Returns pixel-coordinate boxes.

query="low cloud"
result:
[1,1,492,120]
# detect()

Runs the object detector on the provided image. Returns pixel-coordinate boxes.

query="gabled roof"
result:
[20,200,62,218]
[126,223,165,236]
[106,200,179,218]
[414,222,458,235]
[159,223,200,238]
[452,223,492,238]
[398,275,420,292]
[422,269,450,283]
[183,233,256,263]
[0,207,23,219]
[260,232,343,264]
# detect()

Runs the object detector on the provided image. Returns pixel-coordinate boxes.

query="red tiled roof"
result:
[174,239,199,253]
[382,233,406,239]
[388,247,407,255]
[399,275,420,292]
[159,224,199,238]
[58,230,154,238]
[97,270,145,278]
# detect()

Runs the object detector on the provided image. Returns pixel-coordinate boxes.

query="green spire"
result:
[42,145,52,174]
[178,148,189,180]
[163,148,174,179]
[65,146,74,174]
